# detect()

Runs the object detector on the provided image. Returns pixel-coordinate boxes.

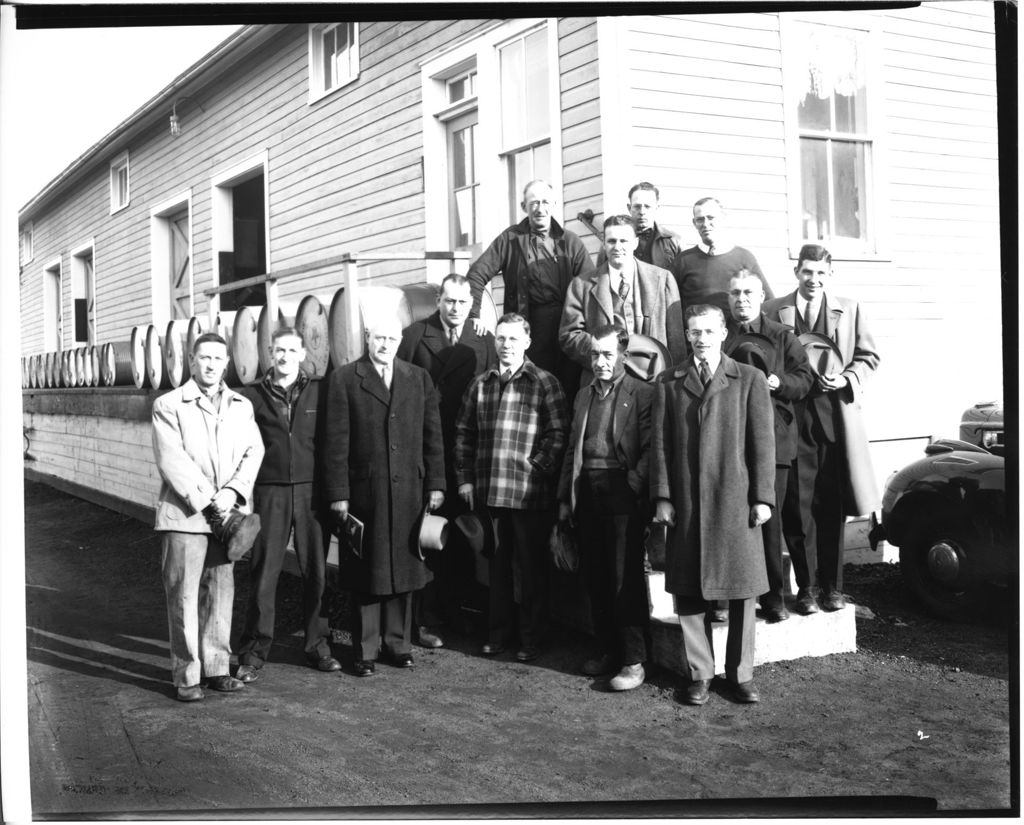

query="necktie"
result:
[707,244,716,257]
[739,323,750,335]
[698,359,711,386]
[379,365,390,389]
[618,277,630,303]
[449,326,459,346]
[500,369,513,386]
[804,301,818,330]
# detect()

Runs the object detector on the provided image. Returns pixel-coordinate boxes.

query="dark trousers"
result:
[760,466,790,606]
[415,492,478,629]
[355,591,413,661]
[675,595,756,684]
[577,469,649,665]
[783,416,845,594]
[238,483,331,667]
[488,507,552,650]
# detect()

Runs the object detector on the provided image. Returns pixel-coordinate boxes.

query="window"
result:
[19,222,33,265]
[783,18,884,258]
[110,152,130,213]
[309,23,359,101]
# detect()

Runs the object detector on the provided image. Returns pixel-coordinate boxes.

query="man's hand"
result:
[426,490,445,512]
[750,504,771,527]
[330,500,350,521]
[209,488,236,516]
[654,498,676,526]
[766,373,781,392]
[817,372,848,392]
[557,502,573,525]
[470,318,490,337]
[458,483,475,510]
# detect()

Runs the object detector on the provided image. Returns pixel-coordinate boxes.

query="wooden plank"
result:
[886,83,996,114]
[561,97,601,130]
[630,50,782,86]
[887,150,998,177]
[561,81,598,111]
[626,29,781,68]
[557,16,597,38]
[627,142,788,176]
[557,20,597,56]
[631,127,784,159]
[887,132,999,160]
[882,97,998,128]
[632,109,786,140]
[888,166,998,193]
[559,40,599,74]
[882,43,996,81]
[881,65,998,96]
[654,12,780,35]
[629,88,781,122]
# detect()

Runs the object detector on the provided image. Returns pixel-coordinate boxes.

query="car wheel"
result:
[899,522,986,619]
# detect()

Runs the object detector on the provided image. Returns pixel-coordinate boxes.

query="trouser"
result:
[577,469,649,665]
[675,595,756,684]
[160,531,233,687]
[238,483,331,667]
[488,507,552,650]
[354,591,413,661]
[760,465,790,606]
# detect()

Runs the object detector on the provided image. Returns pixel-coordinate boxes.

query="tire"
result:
[899,521,986,619]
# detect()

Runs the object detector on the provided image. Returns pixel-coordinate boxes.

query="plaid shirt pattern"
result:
[454,359,568,510]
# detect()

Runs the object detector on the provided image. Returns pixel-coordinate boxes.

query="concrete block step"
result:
[646,571,857,677]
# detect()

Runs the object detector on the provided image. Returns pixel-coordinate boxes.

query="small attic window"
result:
[309,22,359,102]
[110,152,130,213]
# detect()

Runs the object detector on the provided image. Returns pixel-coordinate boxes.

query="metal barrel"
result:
[130,325,152,389]
[145,325,171,390]
[163,319,191,388]
[294,293,335,378]
[102,342,134,387]
[230,306,262,386]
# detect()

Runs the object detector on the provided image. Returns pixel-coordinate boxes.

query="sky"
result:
[3,17,243,209]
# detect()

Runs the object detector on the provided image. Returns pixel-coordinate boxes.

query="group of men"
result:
[150,179,879,706]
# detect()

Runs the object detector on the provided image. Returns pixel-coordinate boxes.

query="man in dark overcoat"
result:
[725,271,814,622]
[324,316,446,676]
[396,273,497,647]
[651,304,775,705]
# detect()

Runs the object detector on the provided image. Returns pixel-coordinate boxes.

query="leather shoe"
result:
[682,679,711,705]
[353,660,376,677]
[763,603,790,623]
[176,684,204,702]
[793,588,820,615]
[206,675,244,692]
[481,642,505,656]
[709,608,729,623]
[822,590,846,611]
[732,680,760,703]
[515,647,540,662]
[609,663,645,691]
[235,664,259,683]
[581,654,615,676]
[416,626,444,648]
[385,652,414,668]
[315,656,342,672]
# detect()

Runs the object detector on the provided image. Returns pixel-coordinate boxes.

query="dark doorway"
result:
[220,173,267,311]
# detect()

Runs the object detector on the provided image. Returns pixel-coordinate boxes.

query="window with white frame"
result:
[110,152,130,213]
[785,20,881,257]
[309,22,359,101]
[19,222,33,265]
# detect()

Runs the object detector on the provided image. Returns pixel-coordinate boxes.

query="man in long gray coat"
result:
[324,316,446,677]
[651,305,775,705]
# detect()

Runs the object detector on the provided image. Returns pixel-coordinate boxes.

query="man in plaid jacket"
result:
[454,313,569,663]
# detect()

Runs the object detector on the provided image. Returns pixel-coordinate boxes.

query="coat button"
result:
[391,445,397,451]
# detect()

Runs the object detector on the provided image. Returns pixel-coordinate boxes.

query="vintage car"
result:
[870,402,1012,618]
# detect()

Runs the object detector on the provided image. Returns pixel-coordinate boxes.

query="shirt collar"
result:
[694,352,722,375]
[591,370,626,399]
[697,239,734,256]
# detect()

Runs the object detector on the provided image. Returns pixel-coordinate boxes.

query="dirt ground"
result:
[21,481,1017,817]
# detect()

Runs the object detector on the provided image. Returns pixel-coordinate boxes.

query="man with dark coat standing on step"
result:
[324,316,446,677]
[236,328,339,683]
[651,305,775,705]
[467,179,595,402]
[396,273,497,647]
[724,271,814,623]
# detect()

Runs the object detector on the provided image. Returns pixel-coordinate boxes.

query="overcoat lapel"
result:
[612,379,635,448]
[356,359,391,407]
[592,268,615,324]
[775,299,797,330]
[825,300,843,340]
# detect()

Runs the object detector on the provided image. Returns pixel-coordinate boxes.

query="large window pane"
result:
[798,25,867,133]
[499,27,549,149]
[454,187,477,247]
[523,29,549,133]
[797,87,830,131]
[500,39,525,147]
[800,138,829,240]
[832,140,867,239]
[452,125,473,189]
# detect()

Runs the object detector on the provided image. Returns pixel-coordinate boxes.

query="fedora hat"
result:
[643,521,668,571]
[798,332,845,377]
[624,333,673,382]
[454,510,497,560]
[416,511,449,559]
[728,331,776,377]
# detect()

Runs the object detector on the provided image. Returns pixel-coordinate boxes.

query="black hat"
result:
[728,331,776,377]
[624,333,673,382]
[798,332,845,376]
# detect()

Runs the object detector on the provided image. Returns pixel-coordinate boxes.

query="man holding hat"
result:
[558,323,654,690]
[324,316,446,676]
[762,244,880,613]
[725,271,814,621]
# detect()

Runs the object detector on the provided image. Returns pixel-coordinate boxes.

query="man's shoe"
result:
[235,664,259,683]
[682,679,711,705]
[822,590,846,611]
[416,626,444,648]
[732,680,760,703]
[206,675,244,692]
[176,684,204,702]
[353,660,376,677]
[581,654,615,676]
[315,656,342,672]
[515,647,540,663]
[609,663,645,691]
[709,607,729,623]
[763,603,790,623]
[793,588,820,616]
[481,642,505,656]
[389,653,414,668]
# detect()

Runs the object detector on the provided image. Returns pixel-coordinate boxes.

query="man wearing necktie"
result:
[596,182,686,270]
[651,305,775,705]
[466,180,595,404]
[763,245,881,614]
[396,275,497,648]
[669,196,774,320]
[324,316,446,677]
[560,215,686,385]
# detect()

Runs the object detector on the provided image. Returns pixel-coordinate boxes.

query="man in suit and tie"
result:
[324,316,446,676]
[651,305,775,705]
[558,324,653,690]
[725,271,814,622]
[396,274,497,647]
[597,182,686,271]
[559,214,686,385]
[762,244,881,612]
